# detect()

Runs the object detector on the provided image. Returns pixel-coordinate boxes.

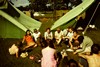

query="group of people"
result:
[9,26,100,67]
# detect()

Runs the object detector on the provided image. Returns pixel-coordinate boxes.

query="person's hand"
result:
[73,51,77,55]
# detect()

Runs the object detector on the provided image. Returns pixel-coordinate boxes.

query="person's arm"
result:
[51,32,53,40]
[22,36,25,43]
[44,32,47,40]
[69,40,73,49]
[54,32,57,39]
[15,47,19,58]
[73,35,80,40]
[38,32,41,38]
[15,49,19,58]
[54,51,57,60]
[63,36,69,39]
[74,42,86,54]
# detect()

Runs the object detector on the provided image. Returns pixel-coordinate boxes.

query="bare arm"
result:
[75,42,86,53]
[51,32,53,40]
[73,35,80,40]
[15,47,19,58]
[44,32,47,40]
[22,36,25,43]
[69,40,73,49]
[16,49,19,58]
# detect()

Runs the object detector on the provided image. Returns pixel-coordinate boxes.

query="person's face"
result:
[57,28,60,33]
[68,28,73,32]
[34,29,38,33]
[27,31,30,35]
[47,29,50,33]
[73,32,77,36]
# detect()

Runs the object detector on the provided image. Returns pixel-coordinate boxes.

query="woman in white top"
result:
[44,28,53,41]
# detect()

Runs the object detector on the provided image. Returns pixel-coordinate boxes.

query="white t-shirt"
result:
[55,31,63,39]
[44,32,53,40]
[67,32,73,39]
[32,32,41,41]
[63,29,73,40]
[63,29,68,37]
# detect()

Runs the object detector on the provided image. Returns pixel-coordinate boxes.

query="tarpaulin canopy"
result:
[0,2,41,38]
[51,0,95,30]
[0,0,95,38]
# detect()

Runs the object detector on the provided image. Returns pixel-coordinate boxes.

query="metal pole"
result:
[83,2,100,35]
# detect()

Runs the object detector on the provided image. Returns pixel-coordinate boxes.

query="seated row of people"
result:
[10,26,93,57]
[23,27,74,48]
[32,27,74,47]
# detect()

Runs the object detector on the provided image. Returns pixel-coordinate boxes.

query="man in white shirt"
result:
[32,29,41,43]
[55,28,63,45]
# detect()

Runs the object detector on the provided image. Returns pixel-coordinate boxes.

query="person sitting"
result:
[44,28,53,42]
[55,28,63,46]
[22,30,37,50]
[9,41,23,58]
[63,27,74,47]
[79,44,100,67]
[32,29,41,42]
[9,44,19,58]
[69,31,80,49]
[73,36,93,54]
[32,29,41,46]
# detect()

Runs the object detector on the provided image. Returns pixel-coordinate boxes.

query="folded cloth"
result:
[20,52,28,58]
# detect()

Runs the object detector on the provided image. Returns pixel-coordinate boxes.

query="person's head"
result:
[46,28,50,33]
[25,30,31,36]
[57,27,61,33]
[68,27,73,33]
[73,30,78,37]
[47,40,54,48]
[34,29,38,33]
[91,44,100,54]
[67,59,79,67]
[77,36,84,44]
